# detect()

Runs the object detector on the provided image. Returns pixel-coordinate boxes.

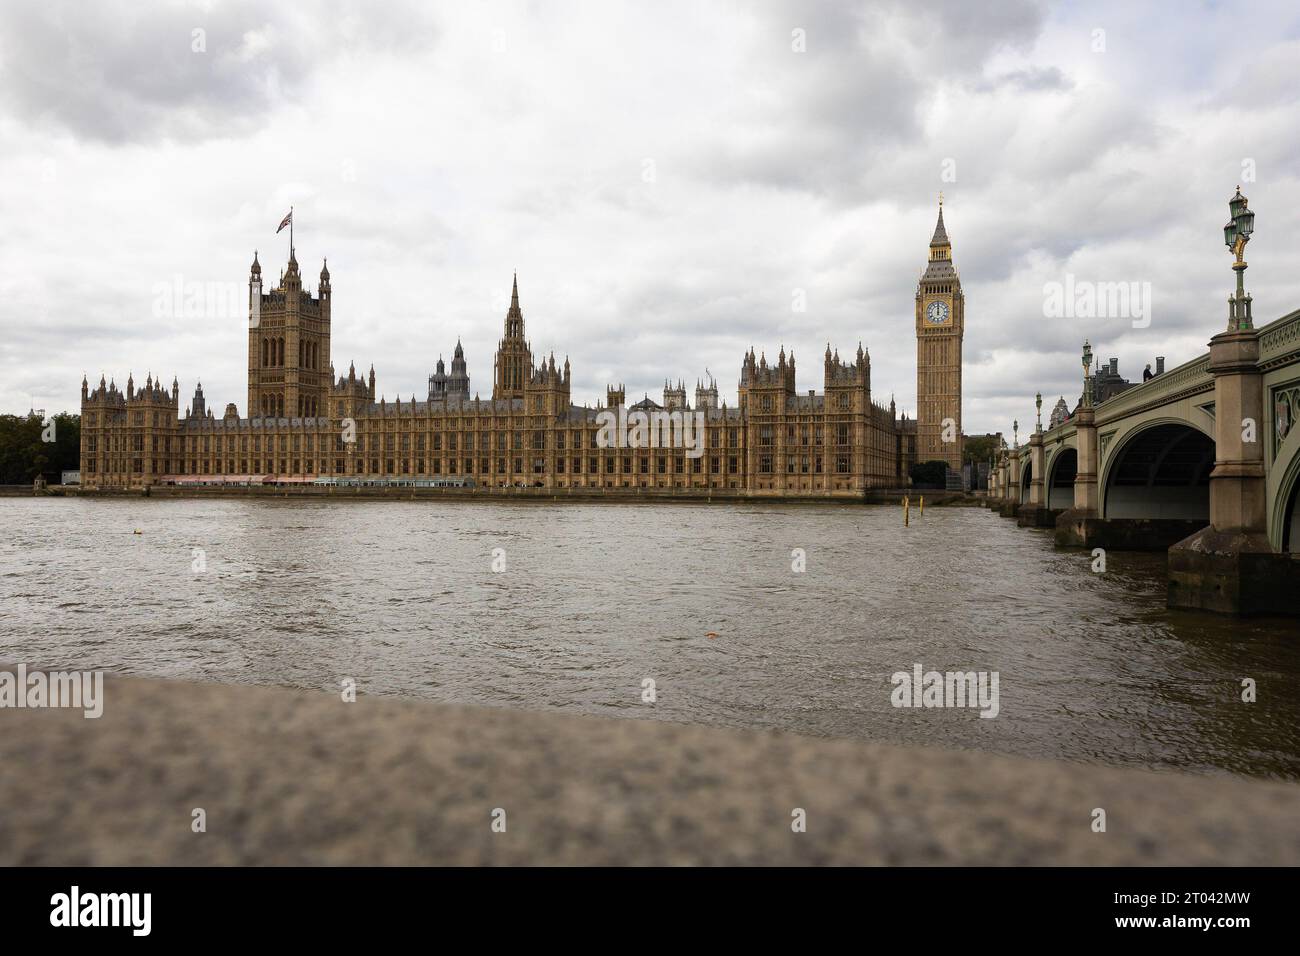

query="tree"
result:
[0,412,80,484]
[963,434,999,467]
[909,459,948,488]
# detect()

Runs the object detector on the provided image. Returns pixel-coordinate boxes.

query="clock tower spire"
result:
[915,196,965,473]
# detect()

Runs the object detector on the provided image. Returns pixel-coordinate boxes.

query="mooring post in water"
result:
[920,496,924,516]
[903,495,910,526]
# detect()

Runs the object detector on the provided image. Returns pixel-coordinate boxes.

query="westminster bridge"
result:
[987,302,1300,617]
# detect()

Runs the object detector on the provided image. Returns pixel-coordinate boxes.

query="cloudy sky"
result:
[2,0,1298,434]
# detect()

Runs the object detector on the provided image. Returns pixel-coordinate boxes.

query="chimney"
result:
[1156,356,1165,375]
[1109,357,1118,376]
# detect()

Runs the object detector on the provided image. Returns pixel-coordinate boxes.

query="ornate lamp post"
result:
[1081,339,1094,408]
[1223,186,1256,331]
[1013,419,1019,448]
[1035,392,1042,432]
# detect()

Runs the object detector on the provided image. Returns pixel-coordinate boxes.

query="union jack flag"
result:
[276,210,292,234]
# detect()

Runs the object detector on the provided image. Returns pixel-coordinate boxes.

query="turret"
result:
[428,355,448,401]
[493,272,532,401]
[448,338,470,401]
[695,373,718,411]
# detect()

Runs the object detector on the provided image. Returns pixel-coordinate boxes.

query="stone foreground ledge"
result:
[1,672,1297,865]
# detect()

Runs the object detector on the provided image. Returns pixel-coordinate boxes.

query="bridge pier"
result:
[1017,431,1057,526]
[987,456,1008,511]
[1056,514,1209,551]
[990,449,1021,516]
[1054,406,1100,546]
[1002,448,1023,516]
[1168,327,1296,615]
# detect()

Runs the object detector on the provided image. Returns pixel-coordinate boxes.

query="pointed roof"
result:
[929,203,949,246]
[922,199,958,282]
[507,272,523,321]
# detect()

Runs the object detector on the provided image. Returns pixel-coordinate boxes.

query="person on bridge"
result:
[1143,364,1153,381]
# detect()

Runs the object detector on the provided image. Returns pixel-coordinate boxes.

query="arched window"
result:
[262,339,268,366]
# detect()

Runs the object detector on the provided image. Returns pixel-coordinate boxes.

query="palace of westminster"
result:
[79,205,967,495]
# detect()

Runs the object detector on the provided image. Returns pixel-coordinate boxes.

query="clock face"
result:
[926,300,949,324]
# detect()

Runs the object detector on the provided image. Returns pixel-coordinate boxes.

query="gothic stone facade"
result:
[81,250,928,495]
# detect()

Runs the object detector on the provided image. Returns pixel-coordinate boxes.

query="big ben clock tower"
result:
[915,197,964,471]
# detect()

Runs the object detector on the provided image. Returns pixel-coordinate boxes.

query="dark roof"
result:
[930,207,949,246]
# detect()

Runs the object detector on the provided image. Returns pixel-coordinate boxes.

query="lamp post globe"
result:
[1226,186,1256,331]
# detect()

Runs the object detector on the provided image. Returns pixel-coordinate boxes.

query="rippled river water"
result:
[3,497,1298,777]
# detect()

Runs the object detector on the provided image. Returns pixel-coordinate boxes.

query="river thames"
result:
[3,497,1297,778]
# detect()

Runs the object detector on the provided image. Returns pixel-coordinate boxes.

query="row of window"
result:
[164,429,756,455]
[754,393,855,411]
[86,428,896,461]
[260,337,322,370]
[89,454,858,478]
[255,393,323,418]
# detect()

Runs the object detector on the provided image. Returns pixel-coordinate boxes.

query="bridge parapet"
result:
[1259,308,1300,368]
[1041,420,1077,443]
[1095,354,1212,425]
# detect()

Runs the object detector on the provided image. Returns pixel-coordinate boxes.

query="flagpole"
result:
[289,205,294,259]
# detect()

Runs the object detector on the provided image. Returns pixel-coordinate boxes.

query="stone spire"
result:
[494,272,531,400]
[930,196,949,247]
[505,272,524,337]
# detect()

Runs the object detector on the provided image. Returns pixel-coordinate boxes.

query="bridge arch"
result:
[1269,427,1300,552]
[1100,419,1214,520]
[1046,446,1077,510]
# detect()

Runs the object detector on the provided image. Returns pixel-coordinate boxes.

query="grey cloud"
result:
[682,0,1048,198]
[974,66,1071,92]
[0,0,438,144]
